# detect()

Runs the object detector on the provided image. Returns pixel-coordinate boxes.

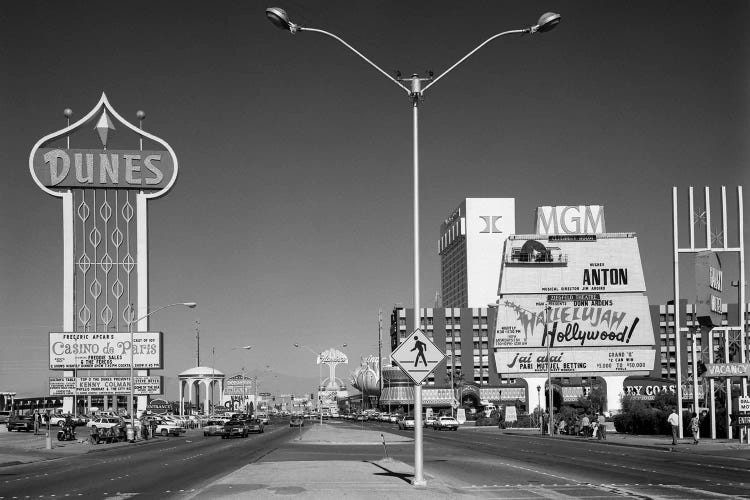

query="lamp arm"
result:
[300,27,410,95]
[129,303,191,328]
[421,28,528,94]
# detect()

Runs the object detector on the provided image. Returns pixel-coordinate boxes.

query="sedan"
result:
[397,416,415,430]
[289,416,304,427]
[434,416,459,431]
[86,417,122,430]
[246,418,265,433]
[203,419,225,436]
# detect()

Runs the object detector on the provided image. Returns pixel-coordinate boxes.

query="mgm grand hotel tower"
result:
[492,205,656,413]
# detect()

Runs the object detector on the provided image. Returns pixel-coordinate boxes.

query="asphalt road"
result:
[3,420,750,499]
[0,422,296,499]
[356,421,750,498]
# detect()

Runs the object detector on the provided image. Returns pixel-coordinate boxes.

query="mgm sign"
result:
[29,94,178,412]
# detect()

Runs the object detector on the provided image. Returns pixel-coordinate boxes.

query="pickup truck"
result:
[222,418,248,438]
[7,414,34,432]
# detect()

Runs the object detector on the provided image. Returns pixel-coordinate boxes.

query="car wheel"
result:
[161,429,168,437]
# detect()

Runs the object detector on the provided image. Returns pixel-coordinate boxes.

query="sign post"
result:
[390,329,446,487]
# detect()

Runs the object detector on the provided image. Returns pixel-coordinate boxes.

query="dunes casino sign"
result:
[29,93,178,199]
[32,148,173,190]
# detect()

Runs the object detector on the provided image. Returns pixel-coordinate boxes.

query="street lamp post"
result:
[127,302,196,429]
[544,305,553,436]
[266,7,560,485]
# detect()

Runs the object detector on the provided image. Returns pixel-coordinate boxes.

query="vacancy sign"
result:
[391,329,446,385]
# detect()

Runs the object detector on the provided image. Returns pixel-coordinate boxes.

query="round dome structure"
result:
[177,366,225,416]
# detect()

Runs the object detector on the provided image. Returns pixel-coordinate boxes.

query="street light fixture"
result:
[127,301,196,430]
[266,8,560,485]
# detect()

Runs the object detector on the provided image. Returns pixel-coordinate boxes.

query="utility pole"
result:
[378,309,383,409]
[195,320,200,367]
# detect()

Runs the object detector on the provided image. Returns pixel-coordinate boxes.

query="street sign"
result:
[740,397,750,413]
[390,329,446,385]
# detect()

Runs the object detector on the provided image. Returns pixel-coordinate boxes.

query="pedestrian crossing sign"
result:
[390,329,446,385]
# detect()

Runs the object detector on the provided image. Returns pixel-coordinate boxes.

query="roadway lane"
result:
[262,421,750,499]
[0,422,297,499]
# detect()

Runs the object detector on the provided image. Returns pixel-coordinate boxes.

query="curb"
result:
[502,431,750,459]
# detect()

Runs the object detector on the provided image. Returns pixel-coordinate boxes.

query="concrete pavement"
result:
[183,423,468,499]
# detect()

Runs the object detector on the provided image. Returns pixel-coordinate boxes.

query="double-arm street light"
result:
[127,302,197,428]
[266,7,560,485]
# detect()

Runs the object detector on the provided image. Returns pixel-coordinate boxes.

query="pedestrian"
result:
[89,424,99,445]
[597,412,606,440]
[557,418,566,435]
[668,407,680,445]
[581,414,590,438]
[33,411,40,435]
[690,412,700,445]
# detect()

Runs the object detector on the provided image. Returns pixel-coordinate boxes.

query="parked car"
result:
[434,416,459,431]
[7,414,34,432]
[86,417,122,430]
[246,418,265,433]
[223,418,249,438]
[289,416,304,427]
[256,413,270,425]
[203,419,225,436]
[424,415,437,428]
[398,416,415,430]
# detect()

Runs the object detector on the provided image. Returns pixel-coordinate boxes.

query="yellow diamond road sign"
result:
[390,329,446,385]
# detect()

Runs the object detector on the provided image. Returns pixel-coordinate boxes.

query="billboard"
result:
[535,205,606,235]
[31,148,174,190]
[499,234,646,294]
[494,348,655,376]
[49,376,162,396]
[224,375,255,396]
[49,332,162,369]
[493,294,654,349]
[695,251,725,327]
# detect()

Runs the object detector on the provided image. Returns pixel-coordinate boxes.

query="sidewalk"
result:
[0,425,167,467]
[184,424,466,499]
[499,427,750,459]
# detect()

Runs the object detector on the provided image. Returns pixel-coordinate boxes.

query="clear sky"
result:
[1,1,748,399]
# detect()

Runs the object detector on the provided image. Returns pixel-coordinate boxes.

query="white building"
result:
[438,198,515,308]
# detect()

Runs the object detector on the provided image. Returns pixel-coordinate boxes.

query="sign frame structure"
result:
[29,93,180,416]
[390,329,446,385]
[672,186,745,440]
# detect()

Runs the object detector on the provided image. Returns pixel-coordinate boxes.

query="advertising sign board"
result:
[504,405,517,423]
[739,397,750,413]
[494,349,655,376]
[49,376,162,396]
[49,332,162,369]
[224,375,255,395]
[31,148,174,190]
[704,363,750,378]
[500,235,646,294]
[535,205,606,235]
[494,294,654,349]
[147,398,171,415]
[695,251,726,328]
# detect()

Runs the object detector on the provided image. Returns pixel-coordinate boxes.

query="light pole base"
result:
[412,478,427,487]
